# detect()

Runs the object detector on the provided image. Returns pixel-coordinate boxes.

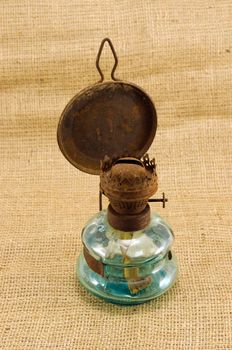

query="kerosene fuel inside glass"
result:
[77,210,178,305]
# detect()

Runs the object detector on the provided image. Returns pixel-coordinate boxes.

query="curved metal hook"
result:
[96,38,118,82]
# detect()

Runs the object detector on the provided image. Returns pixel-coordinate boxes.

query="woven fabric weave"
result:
[0,1,231,349]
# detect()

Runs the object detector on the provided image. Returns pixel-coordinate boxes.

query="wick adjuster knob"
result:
[149,192,168,208]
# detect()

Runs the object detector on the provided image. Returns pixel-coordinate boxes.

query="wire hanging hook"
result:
[96,38,118,82]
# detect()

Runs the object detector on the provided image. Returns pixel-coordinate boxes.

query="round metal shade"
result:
[57,81,157,175]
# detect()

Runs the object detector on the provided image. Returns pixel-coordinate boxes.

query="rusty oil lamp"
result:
[57,38,178,304]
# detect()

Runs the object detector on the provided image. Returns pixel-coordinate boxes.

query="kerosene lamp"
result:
[57,38,178,304]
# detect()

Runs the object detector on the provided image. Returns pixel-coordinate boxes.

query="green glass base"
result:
[77,252,178,305]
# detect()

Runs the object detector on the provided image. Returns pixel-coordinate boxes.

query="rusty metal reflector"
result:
[57,38,157,175]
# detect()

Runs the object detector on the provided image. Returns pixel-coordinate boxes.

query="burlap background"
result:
[0,1,231,349]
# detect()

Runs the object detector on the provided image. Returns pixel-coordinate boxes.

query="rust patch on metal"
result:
[83,247,104,277]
